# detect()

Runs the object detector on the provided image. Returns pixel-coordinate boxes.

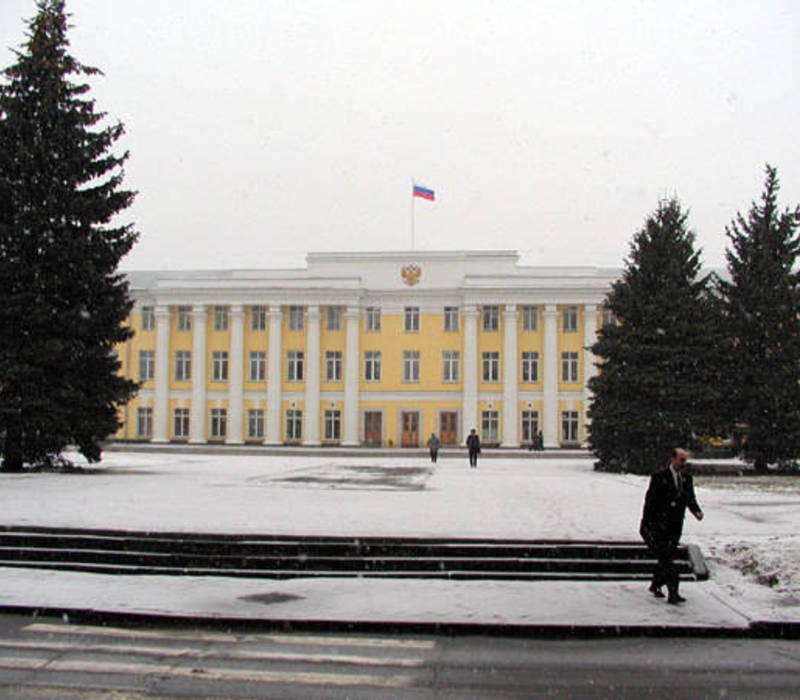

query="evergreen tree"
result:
[588,198,725,474]
[718,165,800,472]
[0,1,138,471]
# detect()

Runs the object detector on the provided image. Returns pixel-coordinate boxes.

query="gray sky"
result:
[2,0,799,271]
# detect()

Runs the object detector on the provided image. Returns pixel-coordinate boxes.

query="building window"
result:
[286,409,302,441]
[482,351,499,382]
[212,351,229,381]
[365,307,381,332]
[249,351,266,382]
[326,306,342,331]
[138,350,154,382]
[481,410,499,443]
[521,351,539,383]
[404,307,419,333]
[141,306,155,331]
[602,305,616,327]
[213,306,229,331]
[247,409,264,439]
[287,350,304,381]
[522,305,538,331]
[251,305,266,331]
[482,305,499,331]
[177,306,191,332]
[521,410,539,444]
[561,351,579,382]
[174,350,191,382]
[364,351,381,381]
[403,350,420,382]
[326,350,342,382]
[562,410,579,443]
[324,409,341,441]
[288,305,304,331]
[442,350,459,382]
[173,408,190,439]
[210,408,227,439]
[562,305,578,332]
[443,306,459,332]
[136,407,152,438]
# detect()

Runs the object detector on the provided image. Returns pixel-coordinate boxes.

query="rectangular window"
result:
[442,350,459,383]
[561,351,579,382]
[602,305,616,327]
[136,407,152,438]
[482,351,499,382]
[288,305,304,331]
[324,410,341,441]
[141,306,155,331]
[247,409,264,439]
[173,408,190,439]
[251,305,266,331]
[443,306,459,332]
[210,408,227,439]
[403,350,420,382]
[177,306,192,332]
[561,410,579,443]
[326,306,342,331]
[213,306,229,331]
[249,351,266,382]
[286,409,302,441]
[562,305,578,332]
[521,410,539,444]
[364,350,381,381]
[287,350,304,381]
[212,351,229,381]
[325,350,342,382]
[365,307,381,332]
[481,410,499,443]
[482,305,499,331]
[404,307,419,333]
[138,350,154,382]
[522,305,538,331]
[521,351,539,383]
[174,350,191,382]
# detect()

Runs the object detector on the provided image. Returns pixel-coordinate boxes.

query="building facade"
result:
[117,251,619,448]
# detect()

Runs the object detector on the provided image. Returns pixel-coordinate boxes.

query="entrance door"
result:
[440,411,458,446]
[364,411,382,447]
[401,411,419,447]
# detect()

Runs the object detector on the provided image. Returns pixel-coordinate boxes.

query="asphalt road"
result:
[0,613,799,698]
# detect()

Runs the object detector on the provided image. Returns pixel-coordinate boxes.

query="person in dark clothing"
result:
[427,433,441,463]
[639,447,704,604]
[466,428,480,468]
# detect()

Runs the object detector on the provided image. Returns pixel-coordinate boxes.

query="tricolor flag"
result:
[412,184,435,201]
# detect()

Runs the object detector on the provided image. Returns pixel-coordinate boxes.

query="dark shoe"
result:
[667,594,686,605]
[649,585,665,598]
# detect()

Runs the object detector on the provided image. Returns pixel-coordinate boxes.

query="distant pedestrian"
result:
[427,433,441,463]
[535,431,544,451]
[639,447,704,605]
[466,428,480,468]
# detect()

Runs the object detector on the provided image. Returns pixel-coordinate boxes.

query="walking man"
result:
[466,428,481,468]
[639,447,704,604]
[427,433,441,463]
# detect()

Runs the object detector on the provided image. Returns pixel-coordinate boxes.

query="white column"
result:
[265,306,282,444]
[226,304,245,444]
[303,305,321,445]
[501,304,519,447]
[152,305,171,442]
[461,305,479,441]
[542,304,559,448]
[582,304,599,446]
[343,306,360,445]
[189,305,207,443]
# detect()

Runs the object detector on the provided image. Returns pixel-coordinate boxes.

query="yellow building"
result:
[118,251,618,448]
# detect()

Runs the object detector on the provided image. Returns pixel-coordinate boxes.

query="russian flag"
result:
[413,184,435,201]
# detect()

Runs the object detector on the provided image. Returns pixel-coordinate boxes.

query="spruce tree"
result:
[588,198,725,474]
[0,1,138,471]
[719,165,800,472]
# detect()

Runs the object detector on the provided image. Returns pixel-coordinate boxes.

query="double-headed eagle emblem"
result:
[401,264,421,286]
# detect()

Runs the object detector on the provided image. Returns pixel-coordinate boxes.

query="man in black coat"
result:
[466,428,480,468]
[639,447,704,604]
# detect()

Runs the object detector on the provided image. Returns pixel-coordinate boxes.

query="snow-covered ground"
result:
[0,450,798,623]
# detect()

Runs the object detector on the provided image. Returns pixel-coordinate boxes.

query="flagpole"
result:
[410,179,415,250]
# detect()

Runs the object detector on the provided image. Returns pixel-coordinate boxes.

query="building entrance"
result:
[401,411,419,447]
[439,411,458,445]
[364,411,382,446]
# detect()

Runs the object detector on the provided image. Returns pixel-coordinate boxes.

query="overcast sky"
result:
[2,0,799,271]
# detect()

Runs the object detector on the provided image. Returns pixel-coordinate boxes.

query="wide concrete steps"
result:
[0,526,709,582]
